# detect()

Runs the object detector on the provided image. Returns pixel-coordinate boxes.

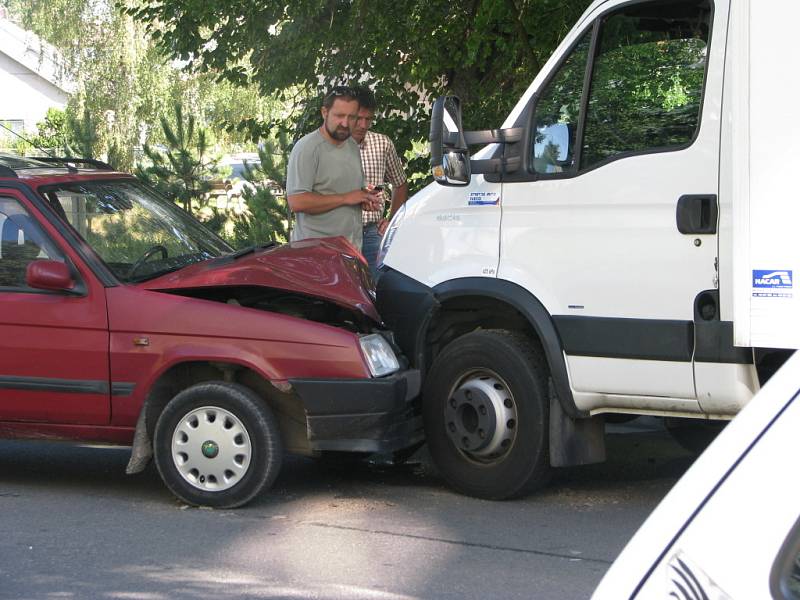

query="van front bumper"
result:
[289,369,422,453]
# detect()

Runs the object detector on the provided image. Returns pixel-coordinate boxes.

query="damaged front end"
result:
[137,237,423,458]
[144,237,382,333]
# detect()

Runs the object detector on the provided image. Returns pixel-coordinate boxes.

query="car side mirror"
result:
[26,259,76,292]
[430,96,471,186]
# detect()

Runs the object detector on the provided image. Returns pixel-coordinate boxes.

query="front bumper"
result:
[289,369,422,453]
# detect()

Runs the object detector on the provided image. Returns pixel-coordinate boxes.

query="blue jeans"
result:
[362,222,381,282]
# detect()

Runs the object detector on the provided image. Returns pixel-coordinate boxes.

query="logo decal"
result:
[752,270,793,298]
[468,191,500,206]
[201,440,220,459]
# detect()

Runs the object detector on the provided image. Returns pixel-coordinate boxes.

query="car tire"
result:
[154,381,282,508]
[423,330,550,500]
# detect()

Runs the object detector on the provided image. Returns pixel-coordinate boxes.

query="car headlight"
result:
[359,333,400,377]
[377,203,407,268]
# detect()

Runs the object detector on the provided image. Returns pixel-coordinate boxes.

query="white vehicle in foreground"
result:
[593,350,800,599]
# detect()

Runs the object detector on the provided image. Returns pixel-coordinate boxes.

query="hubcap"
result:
[444,371,517,461]
[171,406,251,492]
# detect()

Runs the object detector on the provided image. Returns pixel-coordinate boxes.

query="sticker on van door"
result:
[752,270,793,298]
[468,191,499,206]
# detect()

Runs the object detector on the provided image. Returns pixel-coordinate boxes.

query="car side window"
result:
[531,31,592,175]
[581,0,712,169]
[0,196,63,289]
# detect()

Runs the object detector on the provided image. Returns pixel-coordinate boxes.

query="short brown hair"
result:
[353,86,377,112]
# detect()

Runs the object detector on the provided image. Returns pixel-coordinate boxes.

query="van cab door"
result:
[499,0,727,413]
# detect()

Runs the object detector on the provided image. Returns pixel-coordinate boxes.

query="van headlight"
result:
[359,334,400,377]
[377,203,406,267]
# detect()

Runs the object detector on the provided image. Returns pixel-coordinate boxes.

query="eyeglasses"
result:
[324,86,356,103]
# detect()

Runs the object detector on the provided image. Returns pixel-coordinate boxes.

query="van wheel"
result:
[154,382,282,508]
[423,330,550,500]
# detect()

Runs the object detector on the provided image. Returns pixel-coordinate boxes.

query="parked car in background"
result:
[593,350,800,599]
[0,153,421,508]
[209,154,283,212]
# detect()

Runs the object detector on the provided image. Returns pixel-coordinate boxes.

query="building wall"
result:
[0,51,68,135]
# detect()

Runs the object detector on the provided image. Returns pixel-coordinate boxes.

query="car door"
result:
[0,188,110,424]
[499,0,725,411]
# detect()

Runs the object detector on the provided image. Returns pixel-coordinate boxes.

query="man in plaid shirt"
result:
[352,87,408,279]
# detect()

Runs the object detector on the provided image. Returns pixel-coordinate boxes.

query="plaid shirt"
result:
[359,130,407,224]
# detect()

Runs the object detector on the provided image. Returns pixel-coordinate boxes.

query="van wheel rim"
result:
[171,406,251,492]
[444,370,517,462]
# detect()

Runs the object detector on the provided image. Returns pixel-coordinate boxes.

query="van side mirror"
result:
[430,96,471,186]
[26,259,76,292]
[533,122,571,174]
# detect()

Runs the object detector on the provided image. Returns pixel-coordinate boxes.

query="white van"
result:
[376,0,800,500]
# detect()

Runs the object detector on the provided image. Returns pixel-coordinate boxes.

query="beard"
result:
[326,122,351,141]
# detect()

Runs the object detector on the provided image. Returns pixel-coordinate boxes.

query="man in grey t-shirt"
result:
[286,86,382,249]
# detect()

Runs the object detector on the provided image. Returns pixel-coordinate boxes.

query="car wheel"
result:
[423,330,550,500]
[154,382,282,508]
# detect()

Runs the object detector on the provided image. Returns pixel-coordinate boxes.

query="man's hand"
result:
[341,188,381,210]
[377,218,390,235]
[362,189,383,212]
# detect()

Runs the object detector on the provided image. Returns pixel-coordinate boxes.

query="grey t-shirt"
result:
[286,129,364,248]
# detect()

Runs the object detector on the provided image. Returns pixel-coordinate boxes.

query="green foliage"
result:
[136,103,219,213]
[125,0,594,193]
[4,0,285,169]
[229,137,290,248]
[67,108,99,159]
[4,107,98,159]
[27,108,71,153]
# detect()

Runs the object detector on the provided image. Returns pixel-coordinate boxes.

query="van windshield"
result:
[38,179,233,282]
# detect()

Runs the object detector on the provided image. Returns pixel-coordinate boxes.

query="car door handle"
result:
[676,195,718,234]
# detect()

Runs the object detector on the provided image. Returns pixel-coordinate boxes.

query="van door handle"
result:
[676,195,718,234]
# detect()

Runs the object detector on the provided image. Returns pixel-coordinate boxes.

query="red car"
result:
[0,154,421,508]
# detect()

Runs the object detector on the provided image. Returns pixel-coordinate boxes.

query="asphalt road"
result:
[0,420,695,600]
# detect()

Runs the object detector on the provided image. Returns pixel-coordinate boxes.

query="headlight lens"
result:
[359,333,400,377]
[377,203,406,268]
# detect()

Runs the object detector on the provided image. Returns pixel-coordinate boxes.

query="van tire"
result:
[154,382,282,508]
[423,330,550,500]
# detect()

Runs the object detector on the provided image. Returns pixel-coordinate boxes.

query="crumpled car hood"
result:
[142,237,380,323]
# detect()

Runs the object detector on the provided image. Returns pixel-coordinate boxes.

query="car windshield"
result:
[38,179,233,282]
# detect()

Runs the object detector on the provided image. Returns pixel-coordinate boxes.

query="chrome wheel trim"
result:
[444,369,518,463]
[171,406,252,492]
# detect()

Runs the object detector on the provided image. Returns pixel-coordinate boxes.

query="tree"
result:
[27,108,71,154]
[4,0,285,168]
[136,103,219,213]
[126,0,594,191]
[230,139,290,247]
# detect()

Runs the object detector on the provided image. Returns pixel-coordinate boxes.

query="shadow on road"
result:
[0,418,696,506]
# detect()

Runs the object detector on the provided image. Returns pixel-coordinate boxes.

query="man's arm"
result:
[388,182,408,218]
[288,189,383,215]
[289,190,359,214]
[378,140,409,234]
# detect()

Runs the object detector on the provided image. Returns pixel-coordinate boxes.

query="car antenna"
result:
[0,122,78,172]
[0,121,58,158]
